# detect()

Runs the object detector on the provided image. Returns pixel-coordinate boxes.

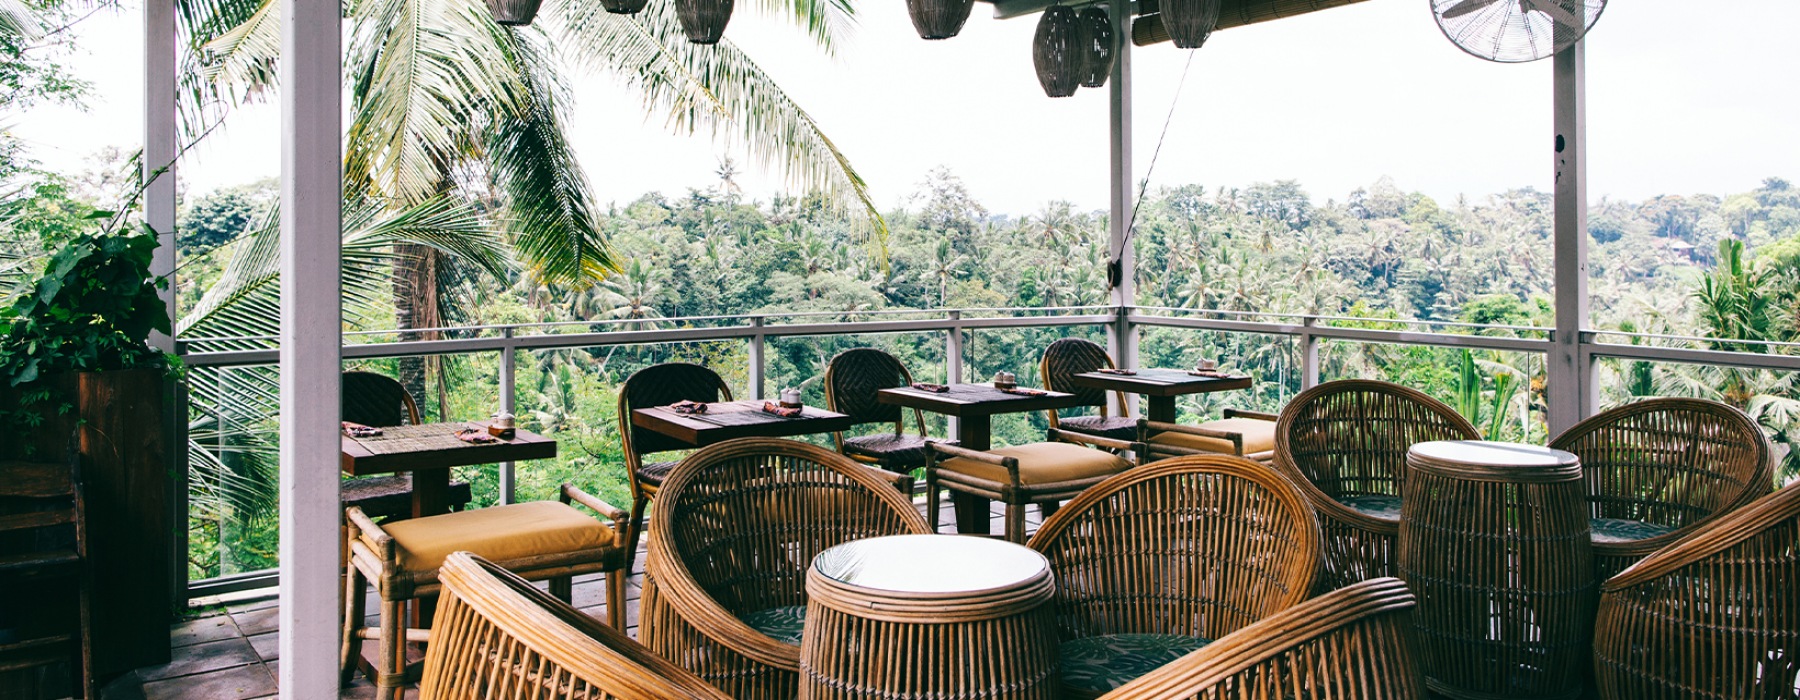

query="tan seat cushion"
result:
[938,442,1131,486]
[380,501,612,573]
[1148,418,1276,456]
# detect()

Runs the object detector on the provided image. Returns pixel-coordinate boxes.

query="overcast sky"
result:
[12,0,1800,216]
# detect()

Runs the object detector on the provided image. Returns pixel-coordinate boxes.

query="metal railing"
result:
[178,304,1798,598]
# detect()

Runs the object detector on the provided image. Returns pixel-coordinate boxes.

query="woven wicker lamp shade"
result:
[1160,0,1222,48]
[906,0,973,39]
[600,0,647,14]
[484,0,543,25]
[1033,6,1083,98]
[1078,7,1114,88]
[678,0,734,44]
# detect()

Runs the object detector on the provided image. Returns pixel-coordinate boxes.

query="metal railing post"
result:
[945,310,964,437]
[749,316,766,400]
[498,327,516,505]
[1301,317,1320,390]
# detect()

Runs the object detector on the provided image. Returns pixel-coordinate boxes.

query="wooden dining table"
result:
[340,421,557,518]
[1069,368,1253,423]
[877,383,1084,534]
[630,399,857,448]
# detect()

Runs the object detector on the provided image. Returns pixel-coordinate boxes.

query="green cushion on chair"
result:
[1059,633,1212,693]
[1591,517,1678,544]
[741,605,807,645]
[1341,494,1403,520]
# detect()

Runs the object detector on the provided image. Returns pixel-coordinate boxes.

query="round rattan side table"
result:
[1398,440,1595,700]
[800,534,1060,700]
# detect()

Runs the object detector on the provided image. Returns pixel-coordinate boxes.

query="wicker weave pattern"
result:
[343,370,421,427]
[824,348,911,426]
[1593,481,1800,700]
[639,439,932,699]
[420,552,730,700]
[1095,577,1426,700]
[1273,379,1478,590]
[1041,338,1117,409]
[1550,397,1775,579]
[1029,455,1322,695]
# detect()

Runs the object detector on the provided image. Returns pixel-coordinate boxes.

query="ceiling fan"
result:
[1433,0,1606,63]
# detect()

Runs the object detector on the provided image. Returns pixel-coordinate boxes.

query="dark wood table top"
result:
[340,421,557,476]
[877,383,1084,417]
[1070,368,1253,396]
[631,399,856,447]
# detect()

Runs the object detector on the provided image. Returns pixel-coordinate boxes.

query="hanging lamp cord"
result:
[1109,47,1197,290]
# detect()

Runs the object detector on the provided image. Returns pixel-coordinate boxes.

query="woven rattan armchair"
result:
[1094,577,1427,700]
[1273,379,1479,591]
[1139,410,1279,463]
[421,551,731,700]
[926,430,1144,543]
[1041,338,1138,440]
[1028,455,1323,698]
[341,370,472,518]
[341,484,630,699]
[638,438,932,699]
[1593,480,1799,700]
[1550,397,1775,579]
[617,362,733,571]
[823,347,956,473]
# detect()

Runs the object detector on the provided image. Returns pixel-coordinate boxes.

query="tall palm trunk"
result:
[393,242,444,417]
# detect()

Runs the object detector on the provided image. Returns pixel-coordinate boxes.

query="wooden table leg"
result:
[1147,396,1177,424]
[953,415,991,536]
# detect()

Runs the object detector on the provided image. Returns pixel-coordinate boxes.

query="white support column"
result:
[1106,0,1138,414]
[748,316,766,400]
[499,329,517,504]
[144,0,176,352]
[945,311,964,436]
[277,0,342,691]
[1548,44,1594,436]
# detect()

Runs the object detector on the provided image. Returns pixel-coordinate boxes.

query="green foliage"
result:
[0,219,171,386]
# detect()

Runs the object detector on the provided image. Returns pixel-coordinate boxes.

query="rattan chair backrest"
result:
[646,438,932,619]
[1274,379,1478,503]
[342,370,421,427]
[1041,337,1116,408]
[1028,455,1323,642]
[824,348,912,427]
[421,552,731,700]
[1096,577,1426,700]
[620,362,734,457]
[1551,397,1773,528]
[1593,481,1800,700]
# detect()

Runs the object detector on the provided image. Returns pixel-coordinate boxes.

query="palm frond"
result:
[751,0,856,55]
[551,0,887,253]
[0,0,41,40]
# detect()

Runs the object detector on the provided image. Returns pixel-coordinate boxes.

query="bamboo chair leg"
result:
[625,495,650,575]
[339,564,368,687]
[549,575,572,603]
[606,568,628,630]
[1005,502,1027,543]
[926,471,943,533]
[377,598,405,700]
[1039,501,1060,520]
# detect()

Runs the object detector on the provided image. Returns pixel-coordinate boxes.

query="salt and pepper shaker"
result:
[780,387,804,409]
[1196,359,1218,372]
[488,411,517,439]
[993,371,1017,390]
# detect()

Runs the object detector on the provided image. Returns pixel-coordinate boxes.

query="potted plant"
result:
[0,213,177,677]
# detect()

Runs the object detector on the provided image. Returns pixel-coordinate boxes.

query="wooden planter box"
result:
[2,368,174,678]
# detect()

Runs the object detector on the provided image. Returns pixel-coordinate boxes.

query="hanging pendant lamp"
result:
[1078,7,1113,88]
[600,0,647,15]
[485,0,543,25]
[1160,0,1221,49]
[678,0,735,44]
[906,0,974,39]
[1033,6,1082,98]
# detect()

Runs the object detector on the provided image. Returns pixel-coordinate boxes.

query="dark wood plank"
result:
[630,400,856,447]
[877,384,1084,417]
[339,422,557,477]
[1069,369,1253,397]
[0,462,76,498]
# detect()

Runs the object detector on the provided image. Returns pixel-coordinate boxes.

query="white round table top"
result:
[812,534,1049,594]
[1408,440,1578,468]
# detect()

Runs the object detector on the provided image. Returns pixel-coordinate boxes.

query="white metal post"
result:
[1300,317,1320,389]
[277,0,342,690]
[144,0,177,352]
[1549,44,1594,436]
[945,310,964,436]
[748,316,766,399]
[499,329,516,504]
[1106,0,1137,415]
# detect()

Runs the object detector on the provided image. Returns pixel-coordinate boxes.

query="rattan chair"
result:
[341,370,472,518]
[1592,480,1800,700]
[1040,338,1138,441]
[926,430,1144,543]
[341,484,631,699]
[638,438,932,699]
[823,347,956,473]
[1550,397,1775,579]
[1094,577,1427,700]
[1028,455,1323,698]
[617,362,733,572]
[421,551,731,700]
[1272,379,1479,591]
[1138,411,1279,463]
